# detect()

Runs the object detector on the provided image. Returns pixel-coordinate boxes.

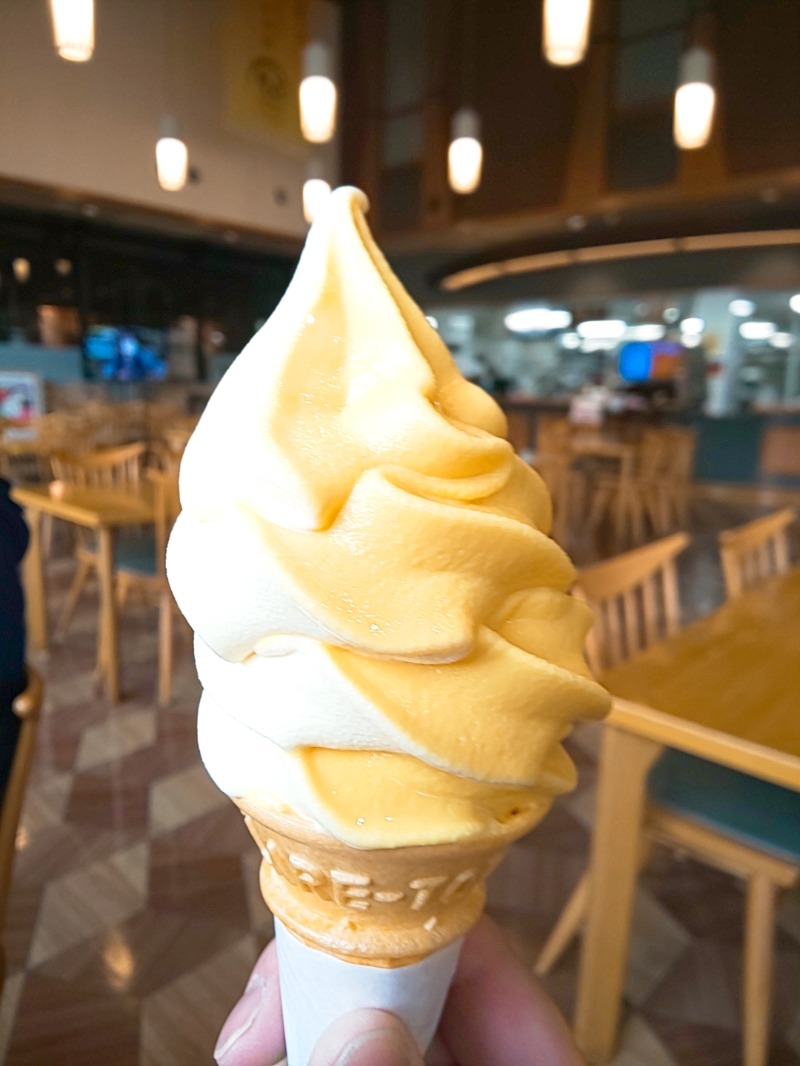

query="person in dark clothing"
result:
[0,479,28,803]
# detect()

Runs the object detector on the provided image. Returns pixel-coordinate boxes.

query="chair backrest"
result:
[50,441,148,488]
[718,508,795,600]
[575,532,690,673]
[0,668,43,957]
[635,428,673,480]
[536,414,573,456]
[146,467,181,577]
[664,426,697,481]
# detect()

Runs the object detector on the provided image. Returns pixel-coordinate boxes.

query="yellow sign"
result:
[223,0,309,143]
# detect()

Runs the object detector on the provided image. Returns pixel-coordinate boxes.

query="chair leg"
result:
[54,556,93,641]
[158,590,174,708]
[588,484,612,532]
[743,872,776,1066]
[42,514,54,558]
[535,871,591,976]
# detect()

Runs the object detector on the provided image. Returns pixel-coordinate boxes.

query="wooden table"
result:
[575,567,800,1062]
[12,481,155,703]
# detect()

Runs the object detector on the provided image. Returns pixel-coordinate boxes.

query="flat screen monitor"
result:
[618,340,683,383]
[83,326,167,383]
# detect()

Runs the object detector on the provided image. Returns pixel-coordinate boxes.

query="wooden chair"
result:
[719,508,795,599]
[586,429,672,547]
[0,667,43,992]
[532,416,583,545]
[535,533,800,1066]
[51,442,148,642]
[111,467,182,707]
[660,426,696,530]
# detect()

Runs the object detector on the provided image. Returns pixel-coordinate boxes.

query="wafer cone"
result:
[237,793,544,966]
[236,793,547,1064]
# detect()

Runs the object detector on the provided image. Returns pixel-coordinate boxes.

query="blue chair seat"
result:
[113,528,157,576]
[649,749,800,865]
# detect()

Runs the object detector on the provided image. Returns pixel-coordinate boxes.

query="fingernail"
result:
[214,976,266,1064]
[334,1027,420,1066]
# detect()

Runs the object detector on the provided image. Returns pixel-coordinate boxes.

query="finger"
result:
[425,1032,457,1066]
[437,916,584,1066]
[214,939,285,1066]
[309,1008,424,1066]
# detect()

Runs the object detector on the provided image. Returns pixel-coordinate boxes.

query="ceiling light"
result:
[543,0,593,67]
[729,298,756,317]
[54,258,73,276]
[504,308,572,333]
[300,41,337,143]
[560,332,581,349]
[624,324,666,341]
[576,319,626,339]
[739,321,777,340]
[663,306,680,323]
[155,116,188,192]
[580,338,617,352]
[425,315,439,329]
[674,46,716,150]
[682,334,703,348]
[790,294,800,314]
[769,332,793,349]
[447,312,474,332]
[680,317,705,334]
[49,0,94,62]
[448,108,483,195]
[12,258,30,284]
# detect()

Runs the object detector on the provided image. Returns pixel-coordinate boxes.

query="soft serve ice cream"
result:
[167,186,609,851]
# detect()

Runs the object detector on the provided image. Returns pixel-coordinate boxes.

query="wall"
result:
[0,0,339,238]
[345,0,800,246]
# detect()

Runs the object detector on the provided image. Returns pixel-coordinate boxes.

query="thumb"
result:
[308,1008,425,1066]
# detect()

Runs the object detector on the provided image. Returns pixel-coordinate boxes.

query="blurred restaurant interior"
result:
[0,0,799,1063]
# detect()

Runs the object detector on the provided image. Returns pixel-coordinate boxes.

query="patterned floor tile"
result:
[241,847,276,938]
[16,768,73,837]
[139,934,262,1066]
[641,939,741,1029]
[643,1016,745,1066]
[148,764,228,837]
[610,1014,680,1066]
[5,973,140,1066]
[13,821,143,889]
[626,887,692,1007]
[27,843,148,968]
[74,709,157,772]
[779,884,800,942]
[786,1004,800,1059]
[0,973,25,1063]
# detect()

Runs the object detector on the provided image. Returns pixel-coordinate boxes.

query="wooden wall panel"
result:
[717,0,800,174]
[449,0,582,219]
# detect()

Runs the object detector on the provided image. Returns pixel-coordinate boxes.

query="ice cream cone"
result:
[236,792,547,1065]
[236,791,544,968]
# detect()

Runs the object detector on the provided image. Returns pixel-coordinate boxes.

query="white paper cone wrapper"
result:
[274,919,463,1066]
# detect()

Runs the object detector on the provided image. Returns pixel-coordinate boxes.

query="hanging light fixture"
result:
[156,116,188,192]
[302,158,331,224]
[542,0,593,67]
[12,258,31,284]
[448,108,483,195]
[299,41,337,144]
[49,0,95,62]
[674,45,716,149]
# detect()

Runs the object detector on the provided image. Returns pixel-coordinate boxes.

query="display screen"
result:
[618,340,683,383]
[83,326,167,382]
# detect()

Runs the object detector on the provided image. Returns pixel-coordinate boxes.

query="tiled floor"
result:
[2,492,799,1065]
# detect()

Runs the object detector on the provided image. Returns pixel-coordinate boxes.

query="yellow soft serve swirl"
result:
[167,187,609,849]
